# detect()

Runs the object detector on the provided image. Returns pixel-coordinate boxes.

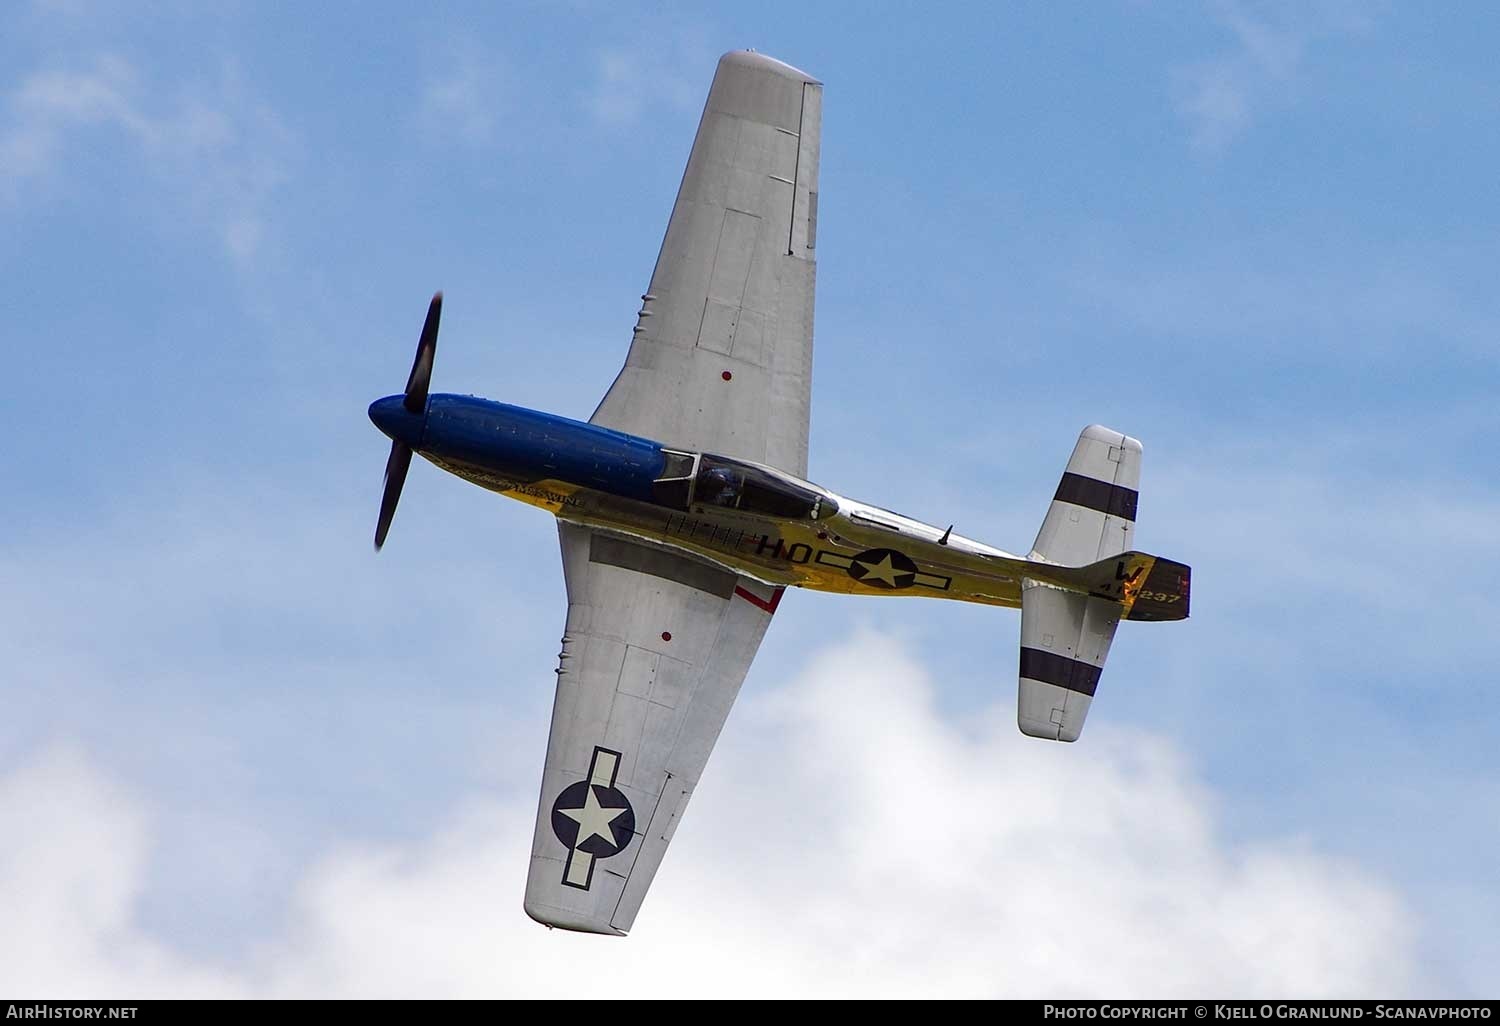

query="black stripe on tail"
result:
[1054,472,1139,521]
[1019,647,1103,697]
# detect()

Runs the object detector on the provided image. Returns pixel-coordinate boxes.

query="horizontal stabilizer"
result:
[1018,584,1121,742]
[1031,424,1141,566]
[1016,425,1191,742]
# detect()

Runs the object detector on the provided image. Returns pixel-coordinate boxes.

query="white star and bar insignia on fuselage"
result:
[815,547,952,592]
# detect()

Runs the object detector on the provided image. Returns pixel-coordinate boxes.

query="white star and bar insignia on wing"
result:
[550,746,636,890]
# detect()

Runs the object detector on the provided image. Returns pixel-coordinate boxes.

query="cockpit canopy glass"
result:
[692,455,836,520]
[659,450,695,479]
[650,449,698,510]
[650,450,836,519]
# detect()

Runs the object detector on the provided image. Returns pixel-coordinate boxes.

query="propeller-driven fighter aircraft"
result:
[369,51,1190,936]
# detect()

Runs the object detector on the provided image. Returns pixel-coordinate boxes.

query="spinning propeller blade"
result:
[374,439,412,551]
[404,292,441,413]
[373,291,442,550]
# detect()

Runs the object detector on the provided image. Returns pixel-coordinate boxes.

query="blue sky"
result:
[2,0,1498,997]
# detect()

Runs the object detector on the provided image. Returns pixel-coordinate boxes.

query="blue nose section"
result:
[368,395,426,449]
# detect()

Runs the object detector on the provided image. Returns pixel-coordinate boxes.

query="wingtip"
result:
[717,49,821,85]
[524,899,629,937]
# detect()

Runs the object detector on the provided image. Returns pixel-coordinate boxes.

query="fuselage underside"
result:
[370,392,1037,607]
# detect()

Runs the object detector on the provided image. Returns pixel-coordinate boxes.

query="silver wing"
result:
[523,525,783,934]
[524,51,820,935]
[590,50,821,477]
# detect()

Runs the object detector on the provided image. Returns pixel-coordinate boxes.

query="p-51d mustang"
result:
[369,51,1189,936]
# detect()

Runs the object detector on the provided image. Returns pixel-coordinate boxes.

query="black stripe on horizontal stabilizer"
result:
[1054,472,1138,521]
[1020,647,1103,697]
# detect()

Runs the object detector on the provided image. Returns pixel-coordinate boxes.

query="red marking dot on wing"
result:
[661,631,672,642]
[721,371,732,381]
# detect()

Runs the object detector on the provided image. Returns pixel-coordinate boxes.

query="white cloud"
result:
[586,38,710,128]
[0,634,1418,998]
[0,746,245,997]
[0,56,139,181]
[0,55,291,263]
[420,45,505,146]
[1172,0,1375,152]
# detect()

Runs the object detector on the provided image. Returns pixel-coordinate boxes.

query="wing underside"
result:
[524,523,781,934]
[526,50,817,935]
[589,50,821,477]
